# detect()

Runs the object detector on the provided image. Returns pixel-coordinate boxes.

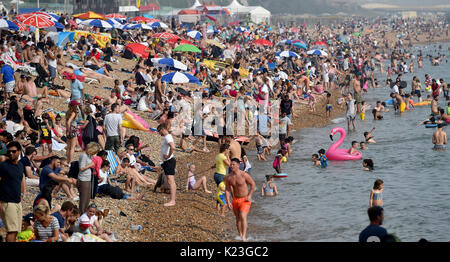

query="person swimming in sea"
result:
[360,141,368,150]
[272,150,286,174]
[364,126,376,144]
[363,159,374,171]
[312,154,321,166]
[318,148,327,168]
[369,179,383,207]
[261,175,278,197]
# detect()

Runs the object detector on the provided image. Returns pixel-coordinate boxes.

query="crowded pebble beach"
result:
[0,7,449,243]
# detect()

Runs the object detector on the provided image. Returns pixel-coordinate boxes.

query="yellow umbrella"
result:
[72,11,106,20]
[206,39,224,49]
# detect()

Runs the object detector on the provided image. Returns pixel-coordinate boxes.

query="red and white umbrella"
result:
[152,32,179,39]
[17,13,55,28]
[129,16,152,23]
[12,20,29,31]
[105,13,127,19]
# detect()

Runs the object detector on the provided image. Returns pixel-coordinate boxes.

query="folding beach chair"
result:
[0,54,38,76]
[105,150,126,185]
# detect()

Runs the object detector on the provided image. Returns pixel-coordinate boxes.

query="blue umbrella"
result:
[81,19,112,29]
[275,50,299,58]
[278,39,295,45]
[147,22,168,28]
[161,72,200,84]
[152,58,188,71]
[0,19,19,31]
[293,42,307,49]
[186,30,202,40]
[143,14,154,19]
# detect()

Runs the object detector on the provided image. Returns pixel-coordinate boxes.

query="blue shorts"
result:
[48,66,57,78]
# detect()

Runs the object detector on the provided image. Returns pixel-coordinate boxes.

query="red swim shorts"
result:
[232,197,251,214]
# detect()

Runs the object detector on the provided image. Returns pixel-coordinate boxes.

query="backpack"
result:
[68,161,80,180]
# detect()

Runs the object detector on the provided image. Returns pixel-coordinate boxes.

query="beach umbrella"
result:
[166,37,195,46]
[173,44,201,53]
[161,72,199,84]
[146,22,168,28]
[312,41,328,47]
[353,32,361,36]
[72,11,106,20]
[206,39,224,49]
[275,50,299,58]
[186,30,202,40]
[293,42,307,49]
[252,39,273,46]
[45,32,75,48]
[0,19,20,31]
[236,26,249,33]
[106,19,124,29]
[311,45,328,50]
[42,21,65,32]
[277,39,294,45]
[152,58,188,71]
[122,23,152,30]
[125,43,150,59]
[276,71,289,80]
[12,20,28,31]
[152,32,179,39]
[48,13,61,22]
[307,49,328,57]
[143,14,155,19]
[81,19,112,29]
[105,13,127,19]
[129,16,152,23]
[19,14,55,28]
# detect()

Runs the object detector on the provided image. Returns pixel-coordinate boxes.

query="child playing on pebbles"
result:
[216,182,227,217]
[185,164,212,193]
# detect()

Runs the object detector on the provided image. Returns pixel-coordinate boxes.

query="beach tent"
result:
[248,6,271,24]
[45,32,75,48]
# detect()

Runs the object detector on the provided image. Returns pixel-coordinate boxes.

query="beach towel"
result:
[63,71,85,82]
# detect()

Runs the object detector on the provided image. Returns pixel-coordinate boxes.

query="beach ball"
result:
[282,156,287,163]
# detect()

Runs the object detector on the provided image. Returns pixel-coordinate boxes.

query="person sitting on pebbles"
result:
[185,164,212,193]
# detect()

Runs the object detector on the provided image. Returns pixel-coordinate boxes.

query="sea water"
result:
[247,42,450,242]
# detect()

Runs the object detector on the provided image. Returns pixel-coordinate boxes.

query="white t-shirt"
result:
[104,113,122,137]
[160,134,174,161]
[137,96,149,111]
[98,169,108,186]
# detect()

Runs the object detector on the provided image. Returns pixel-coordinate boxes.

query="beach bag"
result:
[68,161,80,180]
[153,172,170,193]
[82,115,98,146]
[106,185,125,199]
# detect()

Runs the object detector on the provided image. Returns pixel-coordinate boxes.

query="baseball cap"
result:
[69,100,80,106]
[79,215,90,229]
[70,74,77,80]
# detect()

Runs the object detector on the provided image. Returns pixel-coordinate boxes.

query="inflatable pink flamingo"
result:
[325,127,362,161]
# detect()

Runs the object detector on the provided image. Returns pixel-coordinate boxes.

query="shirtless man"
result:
[432,124,447,151]
[431,95,439,115]
[391,93,406,113]
[352,72,363,113]
[225,158,256,241]
[225,136,243,170]
[23,76,49,103]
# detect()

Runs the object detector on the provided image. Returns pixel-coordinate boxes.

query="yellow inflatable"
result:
[413,101,431,106]
[122,111,151,132]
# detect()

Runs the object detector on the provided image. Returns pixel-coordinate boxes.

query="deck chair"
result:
[105,150,126,185]
[0,54,37,76]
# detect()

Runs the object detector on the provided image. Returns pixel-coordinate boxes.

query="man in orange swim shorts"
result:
[225,158,256,241]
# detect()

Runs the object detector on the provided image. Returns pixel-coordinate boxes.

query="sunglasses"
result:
[7,150,18,154]
[128,148,134,151]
